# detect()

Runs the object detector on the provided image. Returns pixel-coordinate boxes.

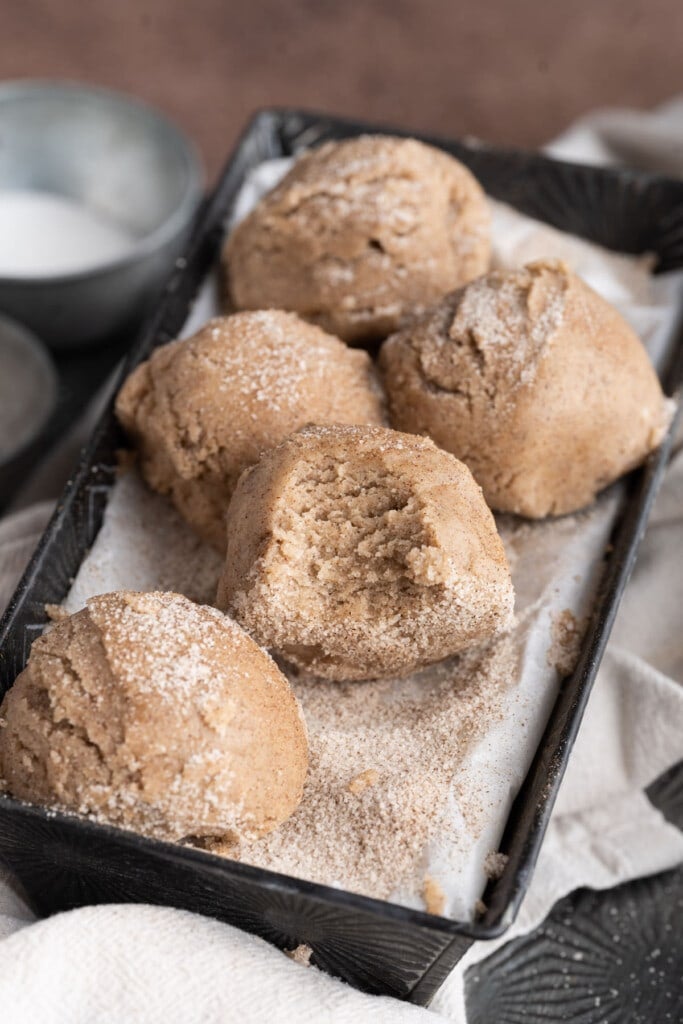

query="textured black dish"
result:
[0,330,131,512]
[0,110,682,1005]
[464,760,683,1022]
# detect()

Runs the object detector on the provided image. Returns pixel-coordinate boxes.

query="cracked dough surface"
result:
[379,259,672,517]
[223,135,491,343]
[0,591,308,841]
[115,310,384,549]
[217,424,514,681]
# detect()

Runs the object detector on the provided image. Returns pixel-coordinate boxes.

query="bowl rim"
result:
[0,78,204,286]
[0,311,58,464]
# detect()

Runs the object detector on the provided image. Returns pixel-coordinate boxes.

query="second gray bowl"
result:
[0,81,203,349]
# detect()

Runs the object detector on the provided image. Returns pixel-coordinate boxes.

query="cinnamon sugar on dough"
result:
[224,135,490,343]
[380,259,671,517]
[0,591,308,842]
[217,424,514,681]
[115,310,384,550]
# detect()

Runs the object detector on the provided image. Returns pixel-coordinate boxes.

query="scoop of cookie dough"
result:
[0,591,309,842]
[379,260,672,518]
[224,135,491,344]
[116,310,384,549]
[217,425,514,681]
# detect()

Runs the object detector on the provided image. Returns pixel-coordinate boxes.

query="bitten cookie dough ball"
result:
[0,591,308,841]
[116,310,385,549]
[217,425,514,681]
[379,260,672,518]
[224,135,491,344]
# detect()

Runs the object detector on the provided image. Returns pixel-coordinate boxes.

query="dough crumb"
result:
[189,834,241,860]
[348,768,380,795]
[44,603,68,622]
[285,944,313,967]
[422,875,446,915]
[484,851,509,880]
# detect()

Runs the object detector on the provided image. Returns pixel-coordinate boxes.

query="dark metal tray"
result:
[0,110,682,1006]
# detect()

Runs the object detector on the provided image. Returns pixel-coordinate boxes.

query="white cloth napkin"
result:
[1,101,682,1023]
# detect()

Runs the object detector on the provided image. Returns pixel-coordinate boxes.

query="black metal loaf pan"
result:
[1,110,682,1006]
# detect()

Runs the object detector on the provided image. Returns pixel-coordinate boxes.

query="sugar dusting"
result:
[94,590,240,703]
[195,312,383,427]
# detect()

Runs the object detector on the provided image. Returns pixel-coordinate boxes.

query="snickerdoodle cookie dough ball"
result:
[217,425,514,681]
[116,310,385,549]
[379,260,672,518]
[224,135,491,344]
[0,591,308,841]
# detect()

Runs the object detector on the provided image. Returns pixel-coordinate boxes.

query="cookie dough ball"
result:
[217,425,514,681]
[224,135,491,344]
[116,310,385,549]
[379,260,672,518]
[0,591,308,842]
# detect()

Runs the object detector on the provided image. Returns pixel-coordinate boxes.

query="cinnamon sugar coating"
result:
[379,260,672,517]
[217,424,514,681]
[0,591,308,841]
[115,310,384,549]
[223,135,491,343]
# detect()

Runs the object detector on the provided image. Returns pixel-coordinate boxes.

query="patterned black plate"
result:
[466,760,683,1022]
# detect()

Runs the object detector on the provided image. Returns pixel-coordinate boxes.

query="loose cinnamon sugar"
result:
[548,608,585,677]
[232,631,519,905]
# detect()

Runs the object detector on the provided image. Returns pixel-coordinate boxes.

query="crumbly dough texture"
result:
[224,135,491,344]
[379,259,672,517]
[115,310,384,549]
[0,591,308,841]
[217,424,514,681]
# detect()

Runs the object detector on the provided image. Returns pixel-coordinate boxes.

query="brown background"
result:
[1,0,681,178]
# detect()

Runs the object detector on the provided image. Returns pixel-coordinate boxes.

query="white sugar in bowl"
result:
[0,81,203,348]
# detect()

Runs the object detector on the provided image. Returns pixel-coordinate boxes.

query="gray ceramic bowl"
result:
[0,313,57,466]
[0,81,203,348]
